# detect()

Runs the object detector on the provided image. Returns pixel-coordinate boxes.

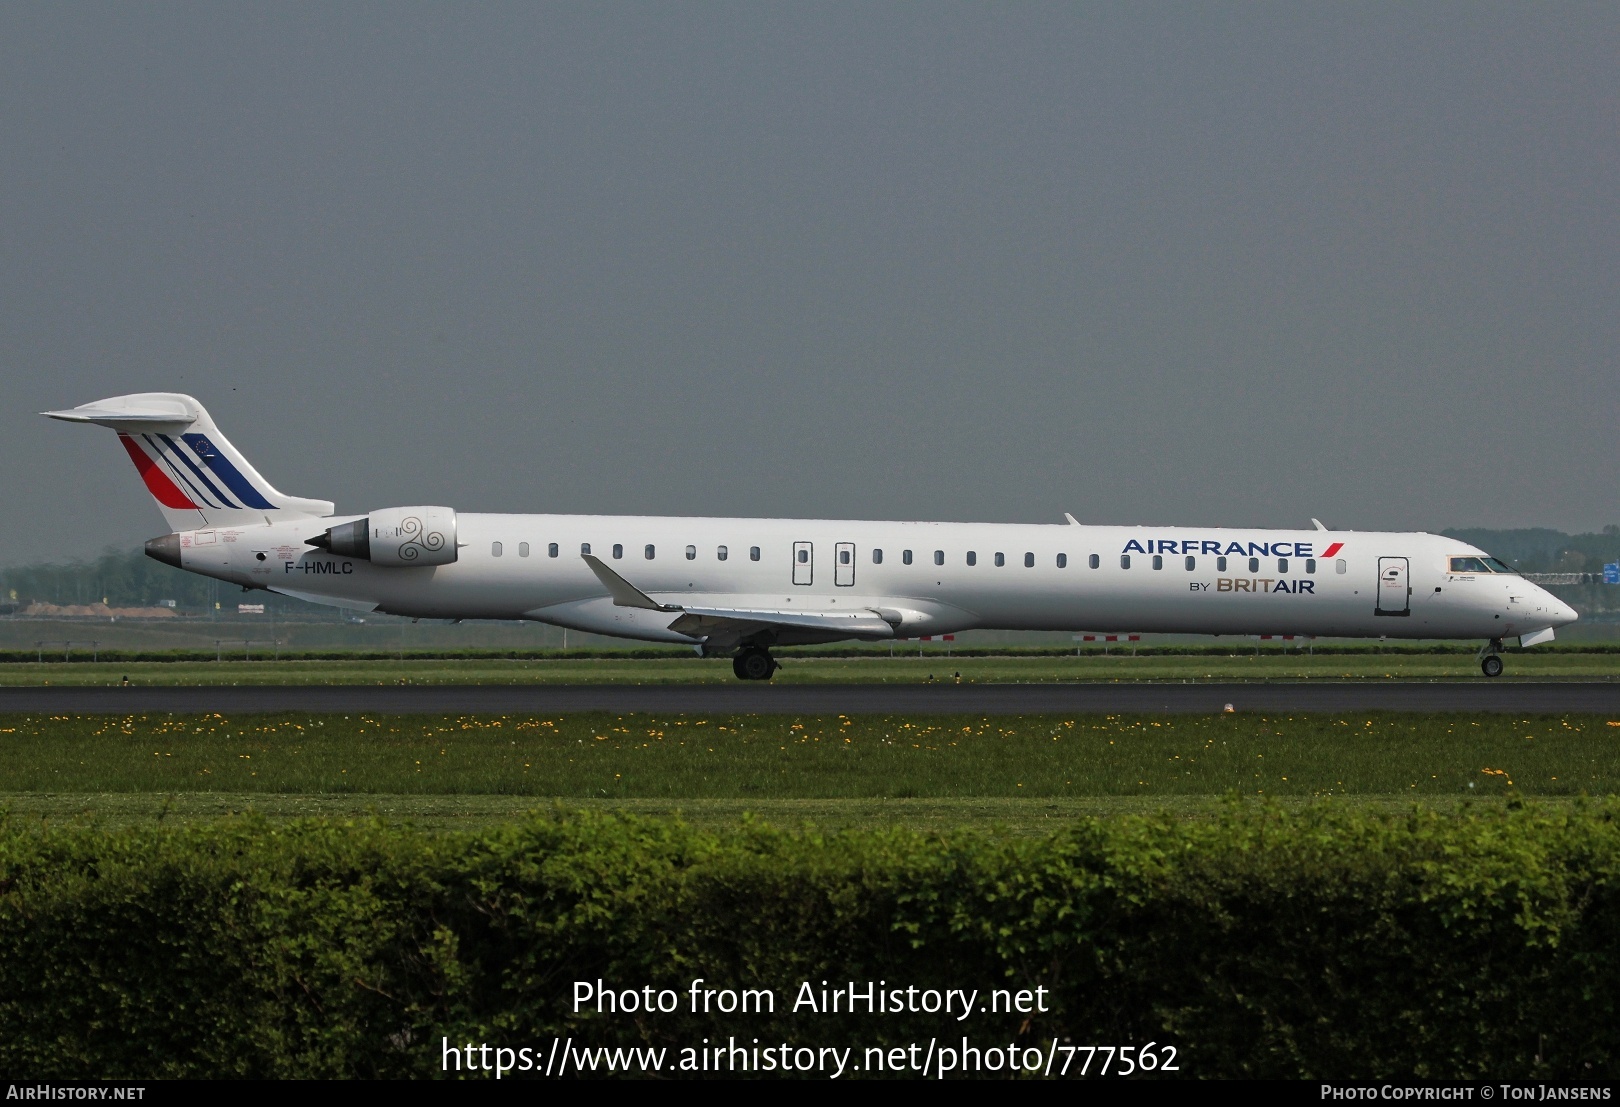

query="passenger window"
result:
[1152,554,1163,570]
[1057,553,1068,568]
[1024,552,1034,568]
[1088,554,1099,569]
[581,542,591,556]
[1335,559,1347,574]
[750,547,760,561]
[991,552,1003,567]
[685,545,696,560]
[934,550,944,566]
[492,541,503,557]
[518,542,529,557]
[967,551,977,566]
[1305,558,1315,574]
[548,543,558,558]
[797,549,809,564]
[839,549,851,565]
[644,544,655,560]
[1217,556,1227,572]
[1277,558,1288,573]
[717,545,728,561]
[612,544,623,559]
[903,550,913,565]
[873,549,883,564]
[1121,554,1131,569]
[1247,557,1259,573]
[1185,555,1195,571]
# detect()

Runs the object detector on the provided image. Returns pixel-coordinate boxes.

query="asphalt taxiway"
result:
[3,682,1618,715]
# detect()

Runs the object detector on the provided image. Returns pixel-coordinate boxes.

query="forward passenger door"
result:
[1376,557,1410,616]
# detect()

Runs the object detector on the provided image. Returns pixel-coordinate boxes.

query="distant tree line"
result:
[0,547,309,615]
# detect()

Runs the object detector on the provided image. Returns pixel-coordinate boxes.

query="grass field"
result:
[4,710,1617,831]
[5,651,1620,686]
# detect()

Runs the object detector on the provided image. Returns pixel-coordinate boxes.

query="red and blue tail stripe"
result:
[118,433,197,509]
[153,433,236,509]
[179,433,274,509]
[116,431,277,512]
[147,433,233,509]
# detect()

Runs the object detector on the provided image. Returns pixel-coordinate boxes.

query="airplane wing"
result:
[579,554,897,641]
[668,607,895,638]
[581,554,679,611]
[268,586,380,613]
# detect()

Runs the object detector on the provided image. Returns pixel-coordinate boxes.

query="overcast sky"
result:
[4,3,1617,564]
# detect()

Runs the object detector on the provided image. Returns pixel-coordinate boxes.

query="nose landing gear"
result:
[732,647,779,681]
[1478,638,1505,678]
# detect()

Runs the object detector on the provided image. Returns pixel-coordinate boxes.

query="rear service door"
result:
[793,541,813,586]
[1376,557,1410,616]
[834,542,855,586]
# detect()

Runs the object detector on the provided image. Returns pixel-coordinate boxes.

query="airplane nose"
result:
[1538,588,1579,626]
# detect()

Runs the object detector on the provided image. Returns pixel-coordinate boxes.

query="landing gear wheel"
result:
[1481,655,1504,678]
[733,648,777,681]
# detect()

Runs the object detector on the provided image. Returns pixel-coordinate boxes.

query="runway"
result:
[3,681,1619,715]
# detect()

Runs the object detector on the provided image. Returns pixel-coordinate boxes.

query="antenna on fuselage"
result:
[1064,512,1081,525]
[1311,518,1328,531]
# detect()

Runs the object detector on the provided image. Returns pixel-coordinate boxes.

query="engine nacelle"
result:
[308,506,457,567]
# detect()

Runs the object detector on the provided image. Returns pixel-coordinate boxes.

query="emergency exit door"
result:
[834,542,855,586]
[792,541,813,586]
[1376,557,1410,616]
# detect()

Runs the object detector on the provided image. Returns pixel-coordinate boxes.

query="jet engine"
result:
[307,506,458,567]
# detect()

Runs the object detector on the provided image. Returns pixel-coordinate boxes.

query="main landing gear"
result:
[733,647,779,682]
[1478,638,1505,678]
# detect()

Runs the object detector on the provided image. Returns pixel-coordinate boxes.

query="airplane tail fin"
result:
[43,392,335,531]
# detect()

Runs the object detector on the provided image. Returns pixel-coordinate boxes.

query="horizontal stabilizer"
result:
[43,397,196,427]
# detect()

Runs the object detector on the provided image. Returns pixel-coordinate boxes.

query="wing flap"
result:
[670,607,895,638]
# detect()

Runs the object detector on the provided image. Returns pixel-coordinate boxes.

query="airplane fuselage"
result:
[44,392,1578,678]
[170,512,1573,647]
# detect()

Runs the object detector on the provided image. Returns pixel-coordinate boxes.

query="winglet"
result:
[1311,518,1327,531]
[581,554,681,611]
[1063,512,1081,526]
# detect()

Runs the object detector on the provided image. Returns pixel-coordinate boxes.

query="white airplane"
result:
[46,392,1577,680]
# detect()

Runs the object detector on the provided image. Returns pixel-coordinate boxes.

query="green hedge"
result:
[1,803,1616,1078]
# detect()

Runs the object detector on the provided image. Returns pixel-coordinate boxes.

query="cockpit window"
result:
[1449,555,1519,575]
